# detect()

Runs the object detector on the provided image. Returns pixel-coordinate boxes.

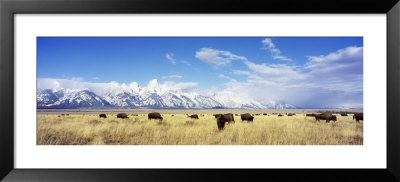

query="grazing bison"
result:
[263,113,268,116]
[340,113,348,116]
[306,114,316,117]
[241,113,254,122]
[288,113,294,116]
[314,113,337,123]
[353,113,363,122]
[188,114,199,119]
[117,113,129,119]
[148,112,163,120]
[61,114,65,116]
[99,114,107,118]
[278,114,283,117]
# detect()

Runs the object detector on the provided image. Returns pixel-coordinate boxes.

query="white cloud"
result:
[261,38,292,62]
[166,53,177,65]
[162,74,183,79]
[180,60,191,66]
[195,48,247,68]
[232,70,250,76]
[218,74,236,82]
[220,46,363,108]
[305,46,363,74]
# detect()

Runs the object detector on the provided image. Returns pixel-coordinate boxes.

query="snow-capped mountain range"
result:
[37,79,296,109]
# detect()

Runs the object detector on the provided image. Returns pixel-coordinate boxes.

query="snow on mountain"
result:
[37,79,297,109]
[37,89,111,109]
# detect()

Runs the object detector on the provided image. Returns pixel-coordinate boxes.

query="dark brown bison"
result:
[306,114,316,117]
[216,117,226,131]
[340,113,348,116]
[148,112,163,120]
[221,113,235,123]
[314,113,337,123]
[353,113,363,122]
[188,114,199,119]
[263,113,268,116]
[235,114,240,116]
[61,114,65,116]
[99,114,107,118]
[288,113,294,116]
[215,113,235,130]
[117,113,129,119]
[278,114,283,117]
[241,113,254,122]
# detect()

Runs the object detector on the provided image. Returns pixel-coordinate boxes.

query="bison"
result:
[353,113,363,122]
[99,114,107,118]
[222,113,235,123]
[314,113,337,123]
[340,113,348,116]
[241,113,254,122]
[148,112,163,120]
[306,114,316,117]
[278,114,283,117]
[188,114,199,119]
[117,113,129,119]
[216,117,227,131]
[215,113,235,131]
[288,113,294,116]
[263,113,268,116]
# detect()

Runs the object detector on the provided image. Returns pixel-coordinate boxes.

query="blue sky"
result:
[37,37,363,108]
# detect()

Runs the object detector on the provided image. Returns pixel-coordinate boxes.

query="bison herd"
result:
[93,111,363,131]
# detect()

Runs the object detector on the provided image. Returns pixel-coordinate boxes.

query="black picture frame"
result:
[1,0,399,181]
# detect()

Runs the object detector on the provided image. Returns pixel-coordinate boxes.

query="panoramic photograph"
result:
[37,37,363,145]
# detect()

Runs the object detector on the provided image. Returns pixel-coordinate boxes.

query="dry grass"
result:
[37,111,363,145]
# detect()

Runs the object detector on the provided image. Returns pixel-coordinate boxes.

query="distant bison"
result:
[99,114,107,118]
[353,113,363,122]
[188,114,199,119]
[314,113,337,123]
[241,113,254,122]
[148,112,163,120]
[117,113,129,119]
[263,113,268,116]
[306,114,316,117]
[288,113,294,116]
[278,114,283,117]
[340,113,348,116]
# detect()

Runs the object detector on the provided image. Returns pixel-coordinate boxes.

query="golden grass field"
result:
[37,110,363,145]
